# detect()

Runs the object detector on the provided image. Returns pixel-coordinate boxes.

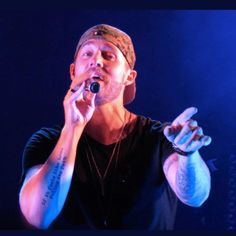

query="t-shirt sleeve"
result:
[160,132,176,166]
[20,126,61,187]
[150,120,176,166]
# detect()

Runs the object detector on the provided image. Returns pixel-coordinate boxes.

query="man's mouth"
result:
[91,75,104,81]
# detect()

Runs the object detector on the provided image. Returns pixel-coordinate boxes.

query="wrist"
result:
[62,123,85,137]
[172,143,196,157]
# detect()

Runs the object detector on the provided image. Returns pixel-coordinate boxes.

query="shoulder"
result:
[23,125,63,153]
[27,125,62,143]
[136,115,170,136]
[22,124,62,163]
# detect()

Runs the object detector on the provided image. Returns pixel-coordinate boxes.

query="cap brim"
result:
[124,82,136,105]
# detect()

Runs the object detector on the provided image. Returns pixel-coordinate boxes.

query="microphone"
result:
[70,81,100,94]
[90,81,100,93]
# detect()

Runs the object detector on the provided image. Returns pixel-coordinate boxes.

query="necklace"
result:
[84,110,132,227]
[84,111,130,196]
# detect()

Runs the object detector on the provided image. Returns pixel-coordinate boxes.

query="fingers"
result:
[200,135,212,146]
[70,71,89,90]
[174,120,198,145]
[81,90,96,107]
[185,121,212,147]
[167,116,212,153]
[164,119,197,143]
[64,81,85,102]
[65,81,97,104]
[180,127,212,152]
[172,107,198,126]
[164,125,178,143]
[164,107,212,153]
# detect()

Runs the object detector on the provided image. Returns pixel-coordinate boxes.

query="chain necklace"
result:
[84,111,130,197]
[84,111,132,227]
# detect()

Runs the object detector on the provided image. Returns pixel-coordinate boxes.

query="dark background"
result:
[1,9,236,230]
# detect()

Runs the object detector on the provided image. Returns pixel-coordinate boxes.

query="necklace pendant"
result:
[104,219,107,227]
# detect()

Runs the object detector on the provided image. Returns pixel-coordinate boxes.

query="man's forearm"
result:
[175,151,211,207]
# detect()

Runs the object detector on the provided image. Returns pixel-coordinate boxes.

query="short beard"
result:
[94,82,124,106]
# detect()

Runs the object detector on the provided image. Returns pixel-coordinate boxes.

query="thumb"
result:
[83,90,96,107]
[90,93,96,108]
[164,125,176,142]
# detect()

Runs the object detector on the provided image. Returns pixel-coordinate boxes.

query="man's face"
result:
[70,39,133,106]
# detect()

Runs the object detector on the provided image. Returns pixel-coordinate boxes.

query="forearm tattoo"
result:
[41,149,67,206]
[176,164,196,196]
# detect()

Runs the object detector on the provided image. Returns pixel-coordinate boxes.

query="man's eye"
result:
[103,52,116,61]
[82,51,93,57]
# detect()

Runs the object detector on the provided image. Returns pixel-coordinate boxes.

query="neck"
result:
[85,104,131,145]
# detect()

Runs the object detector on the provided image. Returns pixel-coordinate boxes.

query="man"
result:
[19,24,212,230]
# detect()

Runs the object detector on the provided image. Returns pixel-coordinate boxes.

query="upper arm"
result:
[20,127,60,189]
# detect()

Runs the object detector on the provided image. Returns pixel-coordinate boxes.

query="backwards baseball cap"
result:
[74,24,136,105]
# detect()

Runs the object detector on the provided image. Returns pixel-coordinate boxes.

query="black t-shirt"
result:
[20,115,177,230]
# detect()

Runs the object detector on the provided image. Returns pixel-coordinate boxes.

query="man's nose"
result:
[90,52,103,68]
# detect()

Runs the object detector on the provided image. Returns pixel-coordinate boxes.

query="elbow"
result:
[185,196,208,207]
[19,193,52,229]
[180,185,211,207]
[25,217,50,230]
[25,213,51,230]
[194,188,211,207]
[31,220,51,230]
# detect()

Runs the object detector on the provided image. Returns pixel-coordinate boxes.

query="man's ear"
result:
[124,69,137,86]
[70,63,75,81]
